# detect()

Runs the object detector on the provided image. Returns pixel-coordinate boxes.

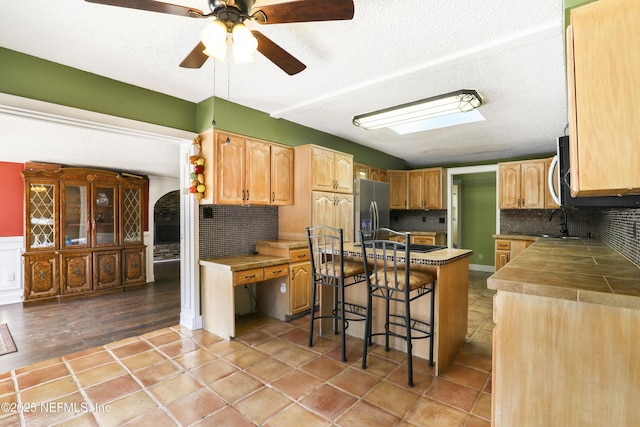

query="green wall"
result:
[458,172,496,267]
[1,47,406,170]
[195,96,406,169]
[0,48,196,131]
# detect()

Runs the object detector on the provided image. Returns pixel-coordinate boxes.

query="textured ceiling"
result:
[0,0,568,176]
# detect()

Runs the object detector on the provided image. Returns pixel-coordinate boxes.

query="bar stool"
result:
[306,225,367,362]
[359,228,436,387]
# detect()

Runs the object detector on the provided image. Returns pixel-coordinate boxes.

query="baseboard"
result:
[469,264,495,273]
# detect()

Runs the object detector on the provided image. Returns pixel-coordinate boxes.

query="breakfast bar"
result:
[337,242,473,376]
[200,242,473,376]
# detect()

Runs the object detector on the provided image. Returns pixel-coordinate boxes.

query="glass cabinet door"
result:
[27,182,57,249]
[92,184,118,247]
[121,185,143,244]
[61,183,90,249]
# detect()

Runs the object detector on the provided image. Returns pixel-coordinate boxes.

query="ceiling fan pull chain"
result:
[226,59,231,144]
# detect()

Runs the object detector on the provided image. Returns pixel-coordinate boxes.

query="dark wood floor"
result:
[0,261,180,374]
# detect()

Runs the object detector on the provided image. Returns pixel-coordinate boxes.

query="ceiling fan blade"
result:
[84,0,204,18]
[251,31,306,75]
[251,0,354,24]
[180,42,209,68]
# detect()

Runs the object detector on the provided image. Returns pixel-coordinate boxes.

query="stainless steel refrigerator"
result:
[354,178,390,242]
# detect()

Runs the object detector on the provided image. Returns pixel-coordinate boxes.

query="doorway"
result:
[451,180,462,248]
[447,166,499,272]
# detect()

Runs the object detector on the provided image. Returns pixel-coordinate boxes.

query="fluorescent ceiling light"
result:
[390,109,485,135]
[352,89,483,130]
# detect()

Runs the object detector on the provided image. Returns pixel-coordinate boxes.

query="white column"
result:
[179,141,202,330]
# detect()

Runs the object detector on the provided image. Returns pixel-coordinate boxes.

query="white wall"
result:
[0,237,24,305]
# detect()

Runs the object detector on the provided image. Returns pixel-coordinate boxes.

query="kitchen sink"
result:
[537,234,580,239]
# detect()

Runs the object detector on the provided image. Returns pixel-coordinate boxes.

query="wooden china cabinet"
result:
[22,167,147,305]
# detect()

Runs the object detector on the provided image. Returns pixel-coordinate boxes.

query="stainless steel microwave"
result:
[548,136,640,208]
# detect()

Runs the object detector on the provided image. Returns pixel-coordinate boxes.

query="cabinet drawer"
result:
[234,268,264,286]
[264,264,288,279]
[289,249,310,262]
[496,240,511,250]
[412,235,435,245]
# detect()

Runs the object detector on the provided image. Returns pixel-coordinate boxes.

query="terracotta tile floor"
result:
[0,271,494,426]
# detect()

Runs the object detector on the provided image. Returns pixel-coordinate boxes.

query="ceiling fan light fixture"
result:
[352,89,484,130]
[201,19,229,60]
[231,22,258,64]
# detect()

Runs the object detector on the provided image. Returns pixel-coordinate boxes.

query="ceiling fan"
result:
[84,0,355,75]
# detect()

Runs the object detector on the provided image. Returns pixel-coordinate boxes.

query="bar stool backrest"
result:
[307,225,344,285]
[360,228,411,293]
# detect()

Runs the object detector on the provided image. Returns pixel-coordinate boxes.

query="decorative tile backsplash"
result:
[500,208,601,239]
[391,210,447,232]
[501,207,639,268]
[199,205,279,260]
[598,208,640,268]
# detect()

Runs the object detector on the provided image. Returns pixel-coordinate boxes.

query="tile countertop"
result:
[342,242,472,266]
[253,239,307,250]
[488,238,640,310]
[199,254,290,271]
[492,234,538,241]
[401,231,446,236]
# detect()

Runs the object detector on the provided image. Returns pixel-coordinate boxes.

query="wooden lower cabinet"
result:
[94,250,120,290]
[493,291,640,425]
[24,254,58,300]
[256,243,313,318]
[494,238,534,271]
[289,261,312,315]
[123,247,146,286]
[60,252,92,295]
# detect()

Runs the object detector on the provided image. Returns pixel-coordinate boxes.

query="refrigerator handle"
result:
[371,201,379,233]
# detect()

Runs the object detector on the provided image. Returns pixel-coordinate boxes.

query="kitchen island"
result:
[488,237,640,426]
[339,242,473,376]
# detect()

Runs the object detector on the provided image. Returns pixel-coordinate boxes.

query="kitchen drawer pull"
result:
[270,269,282,274]
[244,274,256,279]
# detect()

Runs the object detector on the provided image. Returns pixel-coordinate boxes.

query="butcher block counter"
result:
[488,237,640,426]
[199,254,290,340]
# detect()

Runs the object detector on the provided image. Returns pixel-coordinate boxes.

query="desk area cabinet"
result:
[200,254,291,340]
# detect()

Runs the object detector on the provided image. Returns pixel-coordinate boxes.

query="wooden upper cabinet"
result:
[311,146,353,194]
[311,191,354,242]
[270,145,294,205]
[211,131,292,206]
[498,163,521,209]
[424,168,445,209]
[407,167,446,210]
[244,139,271,205]
[214,132,245,205]
[567,0,640,197]
[408,171,425,209]
[388,171,408,210]
[499,160,545,209]
[354,162,369,180]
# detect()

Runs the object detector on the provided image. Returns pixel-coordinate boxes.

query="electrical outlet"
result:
[478,254,483,260]
[203,207,213,219]
[280,282,286,293]
[439,217,445,224]
[422,216,426,222]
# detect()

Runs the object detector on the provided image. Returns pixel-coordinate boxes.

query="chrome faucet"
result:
[548,208,569,237]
